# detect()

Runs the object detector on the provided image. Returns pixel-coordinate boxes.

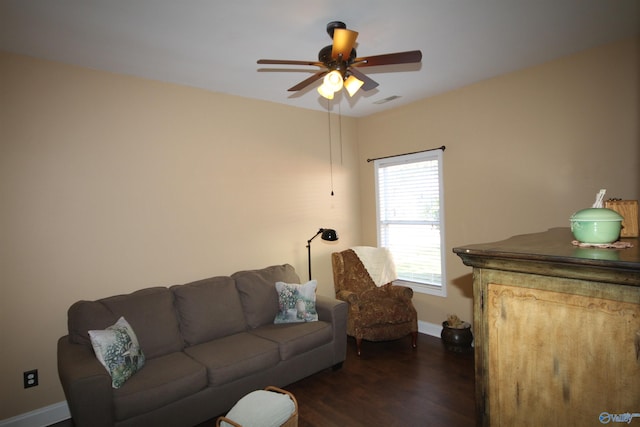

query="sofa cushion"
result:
[68,287,184,359]
[68,299,118,347]
[172,276,247,346]
[232,264,301,329]
[184,332,280,386]
[250,321,333,360]
[113,351,207,421]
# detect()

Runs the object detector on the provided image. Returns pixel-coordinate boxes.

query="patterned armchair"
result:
[331,248,418,356]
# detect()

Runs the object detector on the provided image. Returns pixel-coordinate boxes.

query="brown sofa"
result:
[57,264,347,427]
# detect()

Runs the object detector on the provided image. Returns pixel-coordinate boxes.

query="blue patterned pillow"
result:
[89,317,145,388]
[274,280,318,324]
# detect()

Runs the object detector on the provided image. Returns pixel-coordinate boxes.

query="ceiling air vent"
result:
[373,95,401,105]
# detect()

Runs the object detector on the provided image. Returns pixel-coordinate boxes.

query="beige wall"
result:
[357,37,639,328]
[1,35,638,421]
[0,52,361,419]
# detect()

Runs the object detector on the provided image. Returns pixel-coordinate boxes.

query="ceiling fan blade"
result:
[332,28,358,60]
[348,67,379,91]
[288,70,328,91]
[353,50,422,67]
[258,59,324,67]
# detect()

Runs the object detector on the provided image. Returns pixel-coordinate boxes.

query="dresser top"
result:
[453,227,640,284]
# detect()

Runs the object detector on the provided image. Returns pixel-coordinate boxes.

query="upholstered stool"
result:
[216,386,298,427]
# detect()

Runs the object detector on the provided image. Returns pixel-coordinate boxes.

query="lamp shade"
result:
[307,227,339,280]
[321,228,338,241]
[344,75,364,97]
[317,83,335,99]
[323,70,344,92]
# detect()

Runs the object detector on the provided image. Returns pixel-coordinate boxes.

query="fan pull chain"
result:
[327,98,334,196]
[338,102,343,165]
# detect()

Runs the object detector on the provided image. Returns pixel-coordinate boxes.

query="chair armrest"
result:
[359,287,390,302]
[387,283,414,300]
[358,284,413,302]
[335,289,359,304]
[58,335,114,427]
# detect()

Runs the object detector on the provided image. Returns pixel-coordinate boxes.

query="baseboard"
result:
[0,401,70,427]
[2,323,442,427]
[418,319,442,338]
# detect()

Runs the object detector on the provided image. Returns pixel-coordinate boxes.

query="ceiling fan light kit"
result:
[317,83,335,100]
[258,21,422,101]
[344,75,364,97]
[317,69,359,100]
[324,70,344,92]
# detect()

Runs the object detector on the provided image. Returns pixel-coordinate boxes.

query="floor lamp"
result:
[306,228,338,280]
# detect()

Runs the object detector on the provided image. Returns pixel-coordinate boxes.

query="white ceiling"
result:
[1,0,639,117]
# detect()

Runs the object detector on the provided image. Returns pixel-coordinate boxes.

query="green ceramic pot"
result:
[570,208,623,244]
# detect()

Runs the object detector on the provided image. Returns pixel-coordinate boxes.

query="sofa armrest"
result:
[315,295,348,364]
[316,294,347,324]
[58,335,115,427]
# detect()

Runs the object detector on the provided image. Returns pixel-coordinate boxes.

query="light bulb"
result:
[323,70,344,92]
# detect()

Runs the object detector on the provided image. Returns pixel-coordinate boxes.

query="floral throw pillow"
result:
[89,316,145,388]
[274,280,318,324]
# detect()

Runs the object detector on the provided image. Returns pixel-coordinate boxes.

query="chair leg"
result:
[411,331,418,349]
[356,338,363,356]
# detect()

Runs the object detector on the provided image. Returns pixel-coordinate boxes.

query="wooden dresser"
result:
[453,228,640,427]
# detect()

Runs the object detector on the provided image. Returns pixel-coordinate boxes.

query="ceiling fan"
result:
[257,21,422,100]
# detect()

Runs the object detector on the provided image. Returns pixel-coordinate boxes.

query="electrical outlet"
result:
[23,370,38,388]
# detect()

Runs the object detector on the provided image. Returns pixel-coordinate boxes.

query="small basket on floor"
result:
[216,386,298,427]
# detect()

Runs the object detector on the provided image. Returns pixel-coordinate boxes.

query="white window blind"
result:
[374,150,446,296]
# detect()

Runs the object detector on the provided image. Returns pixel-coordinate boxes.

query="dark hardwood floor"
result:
[278,334,475,427]
[51,333,475,427]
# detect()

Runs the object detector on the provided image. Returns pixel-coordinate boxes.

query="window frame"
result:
[374,149,446,297]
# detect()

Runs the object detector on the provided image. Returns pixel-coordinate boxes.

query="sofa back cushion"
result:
[67,287,184,359]
[231,264,301,329]
[171,276,247,346]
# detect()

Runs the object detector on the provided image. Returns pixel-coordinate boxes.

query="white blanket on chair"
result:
[351,246,398,287]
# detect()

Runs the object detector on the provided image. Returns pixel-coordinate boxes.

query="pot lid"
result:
[570,207,623,221]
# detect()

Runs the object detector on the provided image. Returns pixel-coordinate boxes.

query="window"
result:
[374,150,445,296]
